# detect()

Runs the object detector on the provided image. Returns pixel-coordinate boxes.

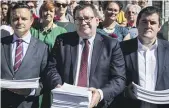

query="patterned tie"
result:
[14,39,23,72]
[77,39,89,87]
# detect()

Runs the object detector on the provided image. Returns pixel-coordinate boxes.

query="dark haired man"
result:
[112,6,169,108]
[46,4,126,108]
[1,3,48,108]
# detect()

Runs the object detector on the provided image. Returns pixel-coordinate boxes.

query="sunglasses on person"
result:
[55,3,68,8]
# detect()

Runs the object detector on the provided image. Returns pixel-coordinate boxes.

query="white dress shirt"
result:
[137,39,158,108]
[74,36,103,101]
[12,32,31,66]
[12,31,35,95]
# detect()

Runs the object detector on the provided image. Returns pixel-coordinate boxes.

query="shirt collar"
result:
[13,31,31,44]
[79,35,95,45]
[137,38,158,51]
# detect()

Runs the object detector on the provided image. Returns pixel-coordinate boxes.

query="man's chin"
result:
[143,33,152,38]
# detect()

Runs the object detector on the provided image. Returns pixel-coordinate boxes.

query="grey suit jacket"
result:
[1,35,48,108]
[45,31,126,108]
[110,38,169,108]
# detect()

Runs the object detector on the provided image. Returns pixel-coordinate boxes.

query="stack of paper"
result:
[51,83,92,108]
[0,78,40,88]
[132,82,169,104]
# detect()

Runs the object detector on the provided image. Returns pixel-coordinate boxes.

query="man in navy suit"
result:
[111,6,169,108]
[46,4,126,108]
[1,3,48,108]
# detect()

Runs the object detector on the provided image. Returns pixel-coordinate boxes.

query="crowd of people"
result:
[1,0,169,108]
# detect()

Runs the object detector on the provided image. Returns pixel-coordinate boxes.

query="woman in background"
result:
[54,0,76,32]
[98,1,130,42]
[31,1,67,51]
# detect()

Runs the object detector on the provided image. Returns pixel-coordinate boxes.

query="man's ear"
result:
[158,25,161,32]
[30,17,34,26]
[95,17,100,26]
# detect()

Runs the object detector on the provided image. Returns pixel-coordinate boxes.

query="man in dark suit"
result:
[1,3,48,108]
[111,6,169,108]
[45,4,126,108]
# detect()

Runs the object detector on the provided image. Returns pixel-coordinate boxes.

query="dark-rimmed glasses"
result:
[74,17,94,24]
[55,3,68,8]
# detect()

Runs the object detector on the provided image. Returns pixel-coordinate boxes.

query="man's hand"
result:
[89,87,101,108]
[8,89,31,96]
[125,83,137,99]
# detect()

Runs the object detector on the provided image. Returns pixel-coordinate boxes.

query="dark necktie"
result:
[14,39,23,72]
[77,39,89,87]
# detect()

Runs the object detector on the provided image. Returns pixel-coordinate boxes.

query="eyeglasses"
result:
[55,3,68,8]
[74,17,94,24]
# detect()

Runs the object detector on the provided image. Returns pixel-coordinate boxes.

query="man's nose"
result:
[80,19,87,24]
[147,22,151,28]
[18,18,23,24]
[47,10,51,14]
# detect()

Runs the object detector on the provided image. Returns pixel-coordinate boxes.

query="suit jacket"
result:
[111,38,169,108]
[1,35,48,108]
[45,31,126,108]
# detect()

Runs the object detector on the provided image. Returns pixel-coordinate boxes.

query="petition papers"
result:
[0,78,40,88]
[132,82,169,104]
[51,83,92,108]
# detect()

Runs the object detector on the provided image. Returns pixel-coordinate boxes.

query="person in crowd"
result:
[130,0,139,4]
[30,1,67,51]
[116,1,127,27]
[112,6,169,108]
[116,10,127,27]
[25,1,40,28]
[45,3,126,108]
[159,20,169,40]
[1,3,48,108]
[66,0,78,23]
[138,0,148,9]
[0,2,14,37]
[125,4,141,38]
[1,2,9,25]
[126,0,141,12]
[10,1,17,8]
[26,1,39,19]
[54,0,76,32]
[98,1,130,42]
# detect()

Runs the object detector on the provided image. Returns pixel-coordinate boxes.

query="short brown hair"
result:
[73,4,98,19]
[39,1,55,18]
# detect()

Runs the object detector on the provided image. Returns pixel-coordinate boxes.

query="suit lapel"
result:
[130,52,139,84]
[70,32,79,80]
[155,39,166,89]
[3,37,14,74]
[89,33,103,81]
[130,38,139,84]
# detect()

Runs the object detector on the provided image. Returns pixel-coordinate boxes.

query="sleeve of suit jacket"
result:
[45,37,63,90]
[101,39,126,105]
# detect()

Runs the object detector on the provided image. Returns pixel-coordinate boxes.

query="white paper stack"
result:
[51,83,92,108]
[0,78,40,89]
[132,82,169,104]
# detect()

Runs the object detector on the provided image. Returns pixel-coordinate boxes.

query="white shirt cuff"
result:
[97,89,103,101]
[29,89,35,96]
